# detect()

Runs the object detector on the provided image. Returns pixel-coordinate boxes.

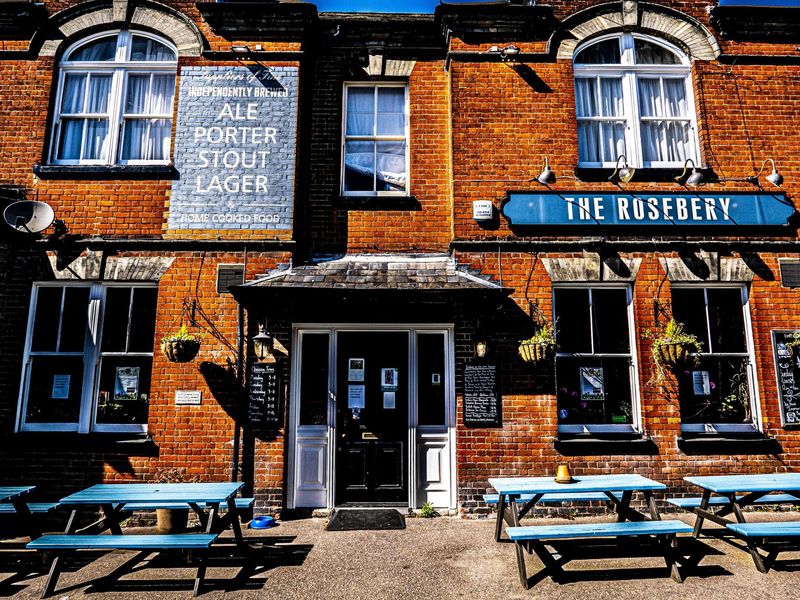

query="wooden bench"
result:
[726,521,800,573]
[0,502,59,514]
[28,533,219,597]
[667,494,800,510]
[506,520,694,588]
[483,492,621,505]
[120,497,254,512]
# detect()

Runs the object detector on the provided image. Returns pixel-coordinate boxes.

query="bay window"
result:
[574,33,699,168]
[554,286,640,433]
[671,285,759,433]
[18,283,158,433]
[341,83,409,195]
[50,31,177,165]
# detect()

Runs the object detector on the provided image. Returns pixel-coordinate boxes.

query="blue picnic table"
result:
[0,486,59,539]
[27,482,246,598]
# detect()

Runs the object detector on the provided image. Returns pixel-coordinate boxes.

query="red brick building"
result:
[0,0,799,515]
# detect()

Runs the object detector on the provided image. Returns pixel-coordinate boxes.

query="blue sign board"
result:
[501,192,794,227]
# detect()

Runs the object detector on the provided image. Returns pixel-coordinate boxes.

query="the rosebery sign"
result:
[501,192,795,227]
[169,66,299,231]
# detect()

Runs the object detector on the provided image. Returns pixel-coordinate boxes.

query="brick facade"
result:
[0,0,799,514]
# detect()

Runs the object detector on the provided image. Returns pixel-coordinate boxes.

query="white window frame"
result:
[573,32,701,169]
[340,82,410,197]
[16,282,157,434]
[553,284,642,434]
[49,30,177,166]
[671,283,761,434]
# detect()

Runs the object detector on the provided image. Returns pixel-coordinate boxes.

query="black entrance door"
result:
[336,332,408,504]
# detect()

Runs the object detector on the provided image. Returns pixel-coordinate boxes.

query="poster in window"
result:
[114,367,140,401]
[348,385,365,409]
[348,358,365,382]
[51,375,71,400]
[692,370,711,396]
[381,368,398,391]
[383,391,396,409]
[580,367,604,401]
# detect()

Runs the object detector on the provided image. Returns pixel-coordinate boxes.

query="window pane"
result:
[376,141,406,192]
[131,36,176,61]
[599,78,623,117]
[638,79,662,118]
[150,75,175,114]
[593,289,630,353]
[676,356,752,423]
[60,287,90,352]
[577,122,601,163]
[69,37,117,61]
[601,122,627,163]
[61,74,87,114]
[663,79,688,118]
[102,288,132,353]
[575,39,621,64]
[95,356,152,425]
[125,75,150,114]
[129,288,158,353]
[671,288,710,351]
[556,357,633,424]
[377,88,405,135]
[25,356,84,423]
[121,119,171,161]
[554,288,591,353]
[299,333,329,425]
[417,333,446,426]
[57,119,84,160]
[575,78,597,117]
[83,119,109,160]
[346,87,374,136]
[635,39,680,65]
[708,289,747,353]
[87,75,112,113]
[31,287,62,352]
[344,140,375,192]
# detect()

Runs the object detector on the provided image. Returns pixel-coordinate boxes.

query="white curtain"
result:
[638,77,690,163]
[130,36,176,62]
[58,73,111,160]
[122,74,174,160]
[346,87,374,136]
[576,77,625,163]
[70,38,116,62]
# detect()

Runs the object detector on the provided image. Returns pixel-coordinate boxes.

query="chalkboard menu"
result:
[771,331,800,427]
[248,363,281,426]
[464,364,501,428]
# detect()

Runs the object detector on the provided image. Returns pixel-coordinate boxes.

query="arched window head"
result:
[51,31,177,165]
[573,33,699,169]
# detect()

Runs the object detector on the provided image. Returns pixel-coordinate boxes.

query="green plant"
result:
[648,318,703,368]
[418,501,439,518]
[519,321,557,347]
[162,324,199,343]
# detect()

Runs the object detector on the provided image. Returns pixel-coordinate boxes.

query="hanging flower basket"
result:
[161,325,201,363]
[518,341,554,363]
[655,341,693,367]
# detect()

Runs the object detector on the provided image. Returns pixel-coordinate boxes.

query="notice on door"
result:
[348,385,366,409]
[771,330,800,427]
[464,364,501,428]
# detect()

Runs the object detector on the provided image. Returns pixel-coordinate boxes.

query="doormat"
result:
[326,509,406,531]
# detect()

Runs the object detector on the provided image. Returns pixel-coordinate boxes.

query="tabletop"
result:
[489,474,666,496]
[0,486,35,502]
[58,482,243,505]
[684,473,800,494]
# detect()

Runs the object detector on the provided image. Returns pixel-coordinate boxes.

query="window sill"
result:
[34,164,179,181]
[677,433,781,455]
[554,434,658,456]
[338,195,421,211]
[573,166,718,183]
[1,432,158,456]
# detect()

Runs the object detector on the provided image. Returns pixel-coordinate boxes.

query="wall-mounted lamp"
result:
[675,158,704,187]
[475,339,488,359]
[608,155,635,183]
[536,157,556,185]
[487,44,521,61]
[747,158,784,188]
[230,45,250,54]
[252,322,276,363]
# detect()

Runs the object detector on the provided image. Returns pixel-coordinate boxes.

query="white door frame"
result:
[287,323,456,510]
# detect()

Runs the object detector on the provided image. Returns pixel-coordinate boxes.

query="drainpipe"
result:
[232,302,245,482]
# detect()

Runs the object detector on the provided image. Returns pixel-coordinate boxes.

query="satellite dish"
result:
[3,201,55,233]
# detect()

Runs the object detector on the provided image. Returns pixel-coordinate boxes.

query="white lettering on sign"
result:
[562,196,733,223]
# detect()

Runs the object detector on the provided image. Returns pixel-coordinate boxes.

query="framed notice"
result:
[771,330,800,427]
[381,368,398,391]
[348,358,365,382]
[114,367,140,401]
[51,375,70,400]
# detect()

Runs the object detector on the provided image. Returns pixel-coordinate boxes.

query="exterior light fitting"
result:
[230,45,250,54]
[609,155,635,183]
[475,340,488,359]
[675,158,704,187]
[536,156,556,185]
[747,158,784,188]
[252,323,276,363]
[500,45,521,60]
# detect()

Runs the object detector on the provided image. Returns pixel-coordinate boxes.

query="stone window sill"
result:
[677,433,781,455]
[1,433,158,456]
[338,195,421,211]
[34,164,179,180]
[554,434,658,456]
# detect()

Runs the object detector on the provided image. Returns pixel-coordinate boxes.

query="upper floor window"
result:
[341,83,409,196]
[573,33,699,169]
[50,31,177,166]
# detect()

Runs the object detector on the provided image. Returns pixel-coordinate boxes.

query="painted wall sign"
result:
[502,192,794,227]
[771,330,800,427]
[170,65,299,231]
[464,364,501,428]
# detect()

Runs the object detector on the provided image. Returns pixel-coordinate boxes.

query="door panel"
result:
[336,332,408,504]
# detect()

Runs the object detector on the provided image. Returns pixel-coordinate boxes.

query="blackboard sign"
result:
[464,364,501,428]
[771,331,800,427]
[248,363,281,426]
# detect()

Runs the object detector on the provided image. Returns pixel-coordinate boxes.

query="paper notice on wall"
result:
[692,371,711,396]
[381,368,398,391]
[348,358,365,382]
[51,375,71,400]
[383,391,396,410]
[348,385,365,409]
[580,367,604,401]
[114,367,140,401]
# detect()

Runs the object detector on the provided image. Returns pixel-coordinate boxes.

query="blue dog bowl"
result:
[250,515,275,529]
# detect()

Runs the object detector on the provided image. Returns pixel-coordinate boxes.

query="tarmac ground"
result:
[1,511,799,599]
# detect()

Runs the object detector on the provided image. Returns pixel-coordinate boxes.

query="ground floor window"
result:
[671,285,758,432]
[18,283,157,433]
[554,285,640,433]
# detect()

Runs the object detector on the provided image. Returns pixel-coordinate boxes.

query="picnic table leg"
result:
[189,502,208,529]
[226,497,246,547]
[728,493,748,523]
[663,534,684,583]
[100,504,124,535]
[528,540,565,585]
[615,491,633,522]
[745,537,771,574]
[11,497,40,539]
[644,490,662,521]
[190,504,219,597]
[41,509,78,598]
[495,494,507,542]
[691,490,711,538]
